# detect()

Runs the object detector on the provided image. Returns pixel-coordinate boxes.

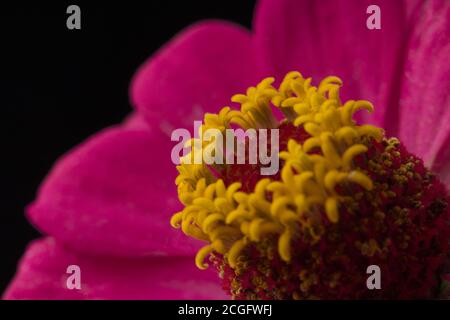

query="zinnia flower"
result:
[4,0,449,300]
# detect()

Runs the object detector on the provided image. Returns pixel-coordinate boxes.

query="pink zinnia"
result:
[4,0,450,300]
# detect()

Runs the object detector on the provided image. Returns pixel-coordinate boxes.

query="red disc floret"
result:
[212,124,449,299]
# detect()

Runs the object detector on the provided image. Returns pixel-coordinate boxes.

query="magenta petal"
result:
[130,20,261,132]
[28,125,202,257]
[3,238,227,300]
[254,0,409,134]
[398,0,450,167]
[123,112,152,131]
[431,129,450,189]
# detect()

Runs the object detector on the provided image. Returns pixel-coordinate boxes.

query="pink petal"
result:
[123,112,152,131]
[3,238,227,300]
[28,125,202,258]
[398,0,450,169]
[431,134,450,189]
[254,0,410,135]
[130,20,261,133]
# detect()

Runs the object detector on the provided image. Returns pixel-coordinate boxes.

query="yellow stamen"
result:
[172,72,384,269]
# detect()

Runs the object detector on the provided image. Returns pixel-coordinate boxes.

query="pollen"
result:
[170,72,449,299]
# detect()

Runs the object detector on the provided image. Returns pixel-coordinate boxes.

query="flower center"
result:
[170,72,449,299]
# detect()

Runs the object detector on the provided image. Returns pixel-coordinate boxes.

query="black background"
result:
[0,1,256,294]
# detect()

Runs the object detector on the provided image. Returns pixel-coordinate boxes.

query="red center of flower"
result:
[220,122,310,192]
[213,125,449,299]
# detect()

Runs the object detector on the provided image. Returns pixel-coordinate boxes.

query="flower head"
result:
[4,0,450,300]
[171,72,449,299]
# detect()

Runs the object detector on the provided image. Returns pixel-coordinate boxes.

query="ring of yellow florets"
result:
[170,71,384,270]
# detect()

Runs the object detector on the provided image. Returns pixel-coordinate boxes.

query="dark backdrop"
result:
[0,1,256,294]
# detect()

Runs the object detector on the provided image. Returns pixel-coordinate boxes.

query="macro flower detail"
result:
[4,0,449,300]
[171,72,449,299]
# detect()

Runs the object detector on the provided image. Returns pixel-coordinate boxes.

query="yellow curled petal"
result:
[341,100,355,125]
[295,171,314,192]
[212,239,227,254]
[304,77,313,90]
[285,71,303,79]
[195,244,215,270]
[257,77,275,89]
[348,171,373,190]
[225,208,247,224]
[323,108,341,129]
[294,114,315,127]
[249,218,264,240]
[204,183,217,199]
[304,123,322,137]
[226,182,242,202]
[267,181,288,195]
[193,197,215,211]
[313,162,327,188]
[320,76,343,86]
[320,99,338,112]
[294,194,307,214]
[352,100,374,115]
[279,210,298,225]
[281,97,303,107]
[255,178,271,195]
[214,198,232,214]
[335,126,359,145]
[170,212,183,228]
[342,144,368,170]
[181,216,194,235]
[202,213,225,233]
[303,137,322,153]
[215,179,227,197]
[271,95,283,107]
[356,125,384,141]
[228,239,247,269]
[233,192,249,204]
[320,132,341,167]
[311,92,324,110]
[231,94,249,104]
[249,194,271,214]
[325,197,340,223]
[293,103,310,115]
[278,229,292,262]
[324,170,340,193]
[271,197,291,217]
[290,81,305,97]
